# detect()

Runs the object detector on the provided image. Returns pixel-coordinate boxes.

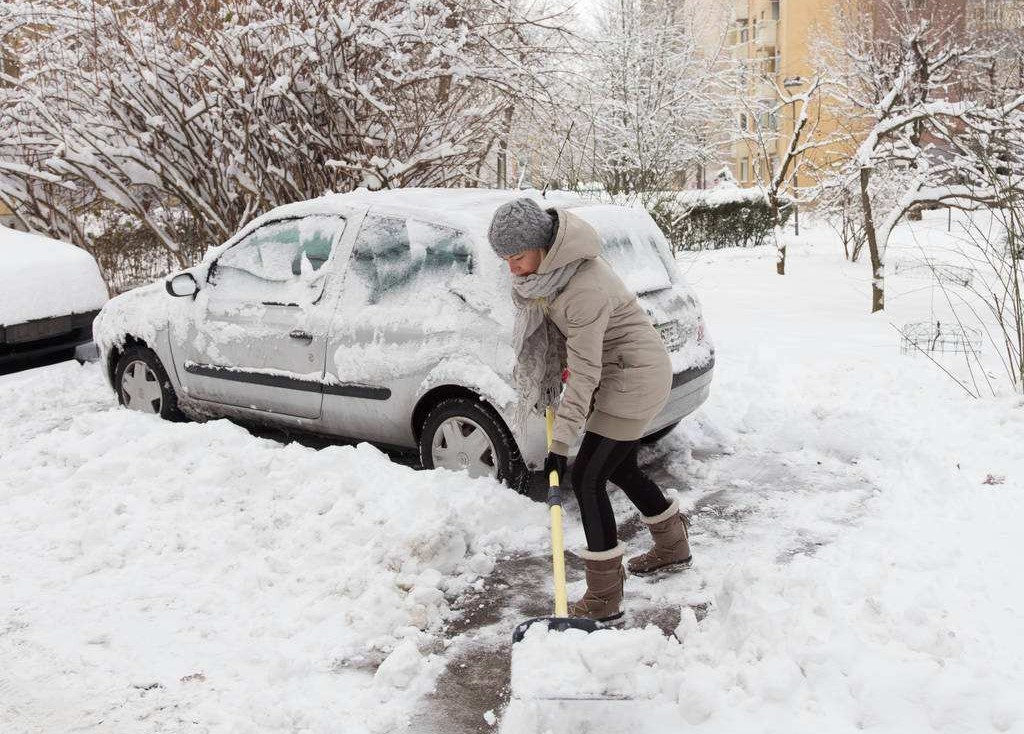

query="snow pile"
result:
[0,225,107,325]
[0,364,547,733]
[510,624,683,701]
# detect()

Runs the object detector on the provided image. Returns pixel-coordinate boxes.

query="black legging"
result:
[570,431,672,553]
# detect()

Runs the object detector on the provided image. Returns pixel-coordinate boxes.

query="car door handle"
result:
[289,329,314,344]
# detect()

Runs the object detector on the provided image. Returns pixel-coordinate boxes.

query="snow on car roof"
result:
[0,225,108,326]
[254,187,591,245]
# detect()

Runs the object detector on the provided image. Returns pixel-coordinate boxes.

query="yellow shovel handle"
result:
[546,407,568,617]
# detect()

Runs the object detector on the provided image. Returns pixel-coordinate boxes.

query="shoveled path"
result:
[415,441,875,733]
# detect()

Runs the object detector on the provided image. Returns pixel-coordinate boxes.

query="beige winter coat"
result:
[543,209,673,454]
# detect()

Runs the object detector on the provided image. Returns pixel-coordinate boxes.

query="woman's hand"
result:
[543,451,568,482]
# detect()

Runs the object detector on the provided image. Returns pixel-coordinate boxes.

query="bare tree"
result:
[733,75,838,274]
[548,0,727,202]
[821,0,1024,312]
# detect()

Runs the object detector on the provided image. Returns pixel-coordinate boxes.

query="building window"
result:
[758,110,779,131]
[739,157,750,182]
[739,112,749,131]
[771,0,780,20]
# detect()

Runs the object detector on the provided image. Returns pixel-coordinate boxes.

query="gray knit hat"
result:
[487,197,556,258]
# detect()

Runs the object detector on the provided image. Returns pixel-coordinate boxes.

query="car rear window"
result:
[574,207,674,295]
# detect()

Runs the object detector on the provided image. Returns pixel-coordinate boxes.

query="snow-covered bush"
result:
[85,210,208,295]
[650,188,792,253]
[0,0,567,260]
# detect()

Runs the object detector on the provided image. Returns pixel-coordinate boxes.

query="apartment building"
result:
[722,0,1005,192]
[725,0,838,189]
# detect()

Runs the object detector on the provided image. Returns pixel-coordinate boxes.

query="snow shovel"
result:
[511,406,599,644]
[504,409,675,727]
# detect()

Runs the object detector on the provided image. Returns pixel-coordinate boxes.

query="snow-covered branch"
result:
[0,0,570,255]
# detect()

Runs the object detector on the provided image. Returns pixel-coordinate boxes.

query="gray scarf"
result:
[510,261,581,440]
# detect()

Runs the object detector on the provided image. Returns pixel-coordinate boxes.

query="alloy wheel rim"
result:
[121,360,163,414]
[431,416,497,479]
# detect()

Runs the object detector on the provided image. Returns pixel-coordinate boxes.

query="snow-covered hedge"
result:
[649,187,793,252]
[0,0,563,260]
[84,210,207,295]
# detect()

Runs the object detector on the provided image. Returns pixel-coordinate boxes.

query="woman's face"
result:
[504,247,545,277]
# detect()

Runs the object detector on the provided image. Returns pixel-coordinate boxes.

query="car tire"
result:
[113,346,184,421]
[639,420,680,445]
[419,397,529,492]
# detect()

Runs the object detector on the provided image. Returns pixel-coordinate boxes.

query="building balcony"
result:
[754,19,777,48]
[753,76,779,98]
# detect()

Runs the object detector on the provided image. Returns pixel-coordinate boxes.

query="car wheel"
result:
[419,397,528,491]
[114,346,183,420]
[639,420,680,445]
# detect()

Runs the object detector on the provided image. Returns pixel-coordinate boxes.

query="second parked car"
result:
[1,225,108,371]
[93,188,715,489]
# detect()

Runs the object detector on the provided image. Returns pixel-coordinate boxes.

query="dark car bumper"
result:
[0,310,100,367]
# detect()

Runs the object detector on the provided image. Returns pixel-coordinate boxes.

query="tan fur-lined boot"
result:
[628,499,692,575]
[568,543,626,622]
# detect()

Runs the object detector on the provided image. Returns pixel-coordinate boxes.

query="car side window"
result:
[350,215,472,304]
[211,215,344,304]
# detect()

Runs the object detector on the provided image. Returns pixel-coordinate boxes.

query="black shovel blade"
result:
[511,616,600,644]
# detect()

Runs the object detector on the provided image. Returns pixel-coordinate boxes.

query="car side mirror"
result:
[166,272,199,298]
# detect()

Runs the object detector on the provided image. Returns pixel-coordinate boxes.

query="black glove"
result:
[543,451,567,482]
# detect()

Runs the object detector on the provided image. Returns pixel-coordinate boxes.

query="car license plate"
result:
[655,320,682,351]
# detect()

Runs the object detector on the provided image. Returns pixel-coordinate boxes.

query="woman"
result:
[488,197,692,622]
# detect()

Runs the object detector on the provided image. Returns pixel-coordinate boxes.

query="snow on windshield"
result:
[0,225,108,325]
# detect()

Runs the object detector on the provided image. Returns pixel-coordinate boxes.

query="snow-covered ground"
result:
[1,211,1021,733]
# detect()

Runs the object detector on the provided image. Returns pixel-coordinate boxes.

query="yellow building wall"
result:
[727,0,848,192]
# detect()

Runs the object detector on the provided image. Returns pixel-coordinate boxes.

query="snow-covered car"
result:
[94,189,714,488]
[1,225,108,369]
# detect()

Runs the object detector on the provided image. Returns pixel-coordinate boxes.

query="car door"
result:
[320,212,475,443]
[175,215,347,419]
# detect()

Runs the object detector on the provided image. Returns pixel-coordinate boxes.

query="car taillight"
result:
[696,319,705,342]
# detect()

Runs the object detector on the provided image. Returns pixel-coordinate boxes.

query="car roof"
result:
[255,187,591,241]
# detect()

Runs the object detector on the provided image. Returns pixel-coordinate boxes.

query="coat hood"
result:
[536,209,602,274]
